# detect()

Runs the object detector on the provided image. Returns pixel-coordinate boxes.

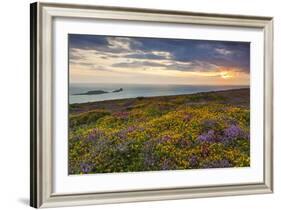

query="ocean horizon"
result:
[69,83,249,104]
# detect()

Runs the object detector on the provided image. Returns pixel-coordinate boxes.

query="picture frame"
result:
[30,2,273,208]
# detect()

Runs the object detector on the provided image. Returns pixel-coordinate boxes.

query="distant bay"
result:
[69,83,249,104]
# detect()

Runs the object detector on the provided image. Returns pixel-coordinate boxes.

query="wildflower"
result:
[114,111,129,119]
[126,126,136,133]
[117,126,137,139]
[80,163,92,173]
[88,128,103,142]
[176,138,190,148]
[189,155,198,167]
[222,124,248,143]
[143,151,156,167]
[161,158,174,170]
[155,135,171,145]
[197,130,215,143]
[143,141,157,168]
[224,125,242,139]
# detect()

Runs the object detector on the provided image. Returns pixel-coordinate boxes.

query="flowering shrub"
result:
[223,124,248,141]
[69,89,250,174]
[197,130,216,143]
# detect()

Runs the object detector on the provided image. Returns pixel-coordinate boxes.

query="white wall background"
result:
[0,0,279,209]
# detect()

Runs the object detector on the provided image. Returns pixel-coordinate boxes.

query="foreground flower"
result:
[189,155,198,167]
[161,158,174,170]
[197,130,215,143]
[88,128,103,142]
[222,124,248,142]
[80,163,92,173]
[224,125,242,139]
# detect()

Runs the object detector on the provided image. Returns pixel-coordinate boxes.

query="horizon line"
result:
[69,82,249,86]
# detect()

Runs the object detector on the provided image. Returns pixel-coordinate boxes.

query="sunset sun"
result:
[220,72,233,79]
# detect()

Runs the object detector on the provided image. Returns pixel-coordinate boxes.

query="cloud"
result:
[165,61,218,72]
[112,61,166,68]
[111,59,221,73]
[215,48,233,55]
[69,34,250,84]
[69,35,141,54]
[107,37,133,51]
[125,50,172,60]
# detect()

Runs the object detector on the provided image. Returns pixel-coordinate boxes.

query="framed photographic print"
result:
[30,2,273,208]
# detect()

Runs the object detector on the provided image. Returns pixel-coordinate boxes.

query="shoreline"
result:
[69,87,250,106]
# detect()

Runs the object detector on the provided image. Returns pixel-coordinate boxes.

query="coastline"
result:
[69,87,250,106]
[69,88,250,115]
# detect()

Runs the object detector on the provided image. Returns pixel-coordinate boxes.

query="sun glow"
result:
[220,72,233,79]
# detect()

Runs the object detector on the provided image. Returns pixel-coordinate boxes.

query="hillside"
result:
[69,88,250,174]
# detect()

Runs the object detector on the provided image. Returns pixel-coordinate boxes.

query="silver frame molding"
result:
[30,2,274,208]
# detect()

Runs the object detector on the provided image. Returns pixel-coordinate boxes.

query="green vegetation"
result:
[69,88,250,174]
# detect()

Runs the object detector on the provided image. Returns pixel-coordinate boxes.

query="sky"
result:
[69,34,250,85]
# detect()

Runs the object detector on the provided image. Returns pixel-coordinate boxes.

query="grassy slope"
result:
[69,88,250,174]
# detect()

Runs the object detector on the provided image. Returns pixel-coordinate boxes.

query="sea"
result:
[69,83,249,104]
